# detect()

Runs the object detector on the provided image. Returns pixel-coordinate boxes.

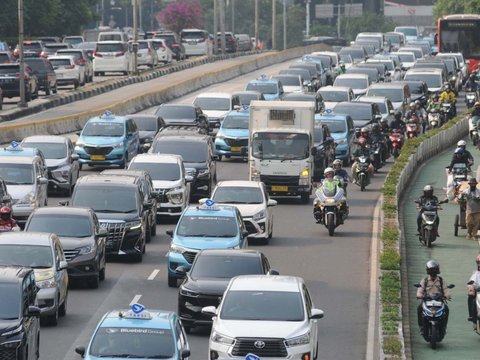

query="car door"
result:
[93,213,106,265]
[262,183,273,233]
[21,277,34,360]
[237,209,247,248]
[126,119,140,160]
[67,139,80,184]
[303,285,318,352]
[53,238,68,305]
[175,319,190,358]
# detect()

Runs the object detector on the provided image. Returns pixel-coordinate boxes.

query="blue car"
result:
[315,111,357,163]
[75,111,140,168]
[245,75,284,100]
[214,107,249,160]
[0,141,47,165]
[74,304,191,360]
[166,200,248,287]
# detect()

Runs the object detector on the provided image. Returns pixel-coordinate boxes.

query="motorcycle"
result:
[469,115,480,146]
[389,129,404,158]
[406,119,419,138]
[427,111,443,129]
[441,102,454,121]
[414,284,455,349]
[313,182,347,236]
[415,200,447,247]
[467,282,480,335]
[370,142,383,170]
[465,91,477,108]
[355,155,371,191]
[0,224,20,232]
[451,163,468,185]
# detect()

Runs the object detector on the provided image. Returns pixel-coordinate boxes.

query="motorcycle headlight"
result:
[37,277,57,289]
[285,332,310,347]
[170,243,187,254]
[126,221,142,230]
[111,142,124,149]
[211,331,235,345]
[197,168,209,178]
[16,192,35,206]
[252,209,266,221]
[75,139,85,148]
[77,244,97,255]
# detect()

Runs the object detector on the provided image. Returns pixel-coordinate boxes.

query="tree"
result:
[156,0,204,33]
[340,12,396,42]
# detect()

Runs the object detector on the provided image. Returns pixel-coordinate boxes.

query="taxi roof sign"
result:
[119,303,152,320]
[258,74,268,80]
[323,108,334,115]
[5,141,23,151]
[198,198,220,210]
[246,354,261,360]
[241,105,250,112]
[101,110,115,119]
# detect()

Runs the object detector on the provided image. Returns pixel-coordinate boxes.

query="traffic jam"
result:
[2,13,480,360]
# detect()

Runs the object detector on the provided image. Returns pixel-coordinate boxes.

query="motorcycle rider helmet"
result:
[457,140,467,148]
[0,206,12,221]
[332,159,343,169]
[468,177,478,185]
[358,136,368,146]
[426,259,440,276]
[475,101,480,108]
[372,123,381,133]
[454,147,464,155]
[409,102,416,110]
[423,185,433,197]
[324,167,335,177]
[360,127,369,138]
[394,111,402,120]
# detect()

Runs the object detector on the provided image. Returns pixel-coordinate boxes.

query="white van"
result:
[93,41,131,75]
[97,31,128,43]
[355,32,385,52]
[180,29,213,57]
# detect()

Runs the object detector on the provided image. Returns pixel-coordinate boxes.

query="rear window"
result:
[0,54,10,63]
[181,31,207,41]
[99,34,123,41]
[96,43,124,52]
[50,59,72,67]
[138,42,149,50]
[155,105,195,119]
[23,42,42,50]
[154,34,174,45]
[57,51,82,60]
[25,59,47,71]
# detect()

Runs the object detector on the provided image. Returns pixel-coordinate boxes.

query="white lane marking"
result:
[366,197,381,360]
[129,295,142,306]
[147,269,160,281]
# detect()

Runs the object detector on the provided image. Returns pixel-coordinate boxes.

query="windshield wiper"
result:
[94,209,120,213]
[144,356,171,359]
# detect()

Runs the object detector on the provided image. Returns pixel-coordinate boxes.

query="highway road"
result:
[11,59,385,360]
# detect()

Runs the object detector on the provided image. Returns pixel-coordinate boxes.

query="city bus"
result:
[438,14,480,73]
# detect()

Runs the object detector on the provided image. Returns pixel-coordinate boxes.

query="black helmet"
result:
[394,111,402,120]
[423,184,433,197]
[469,177,478,185]
[426,259,440,276]
[372,123,380,133]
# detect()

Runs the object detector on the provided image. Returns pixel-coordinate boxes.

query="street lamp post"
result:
[272,0,276,50]
[18,0,26,107]
[132,0,138,75]
[283,0,286,50]
[254,0,259,49]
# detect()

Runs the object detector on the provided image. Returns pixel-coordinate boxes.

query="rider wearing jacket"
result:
[390,111,405,131]
[439,83,457,116]
[351,137,374,182]
[465,74,479,93]
[467,255,480,324]
[448,147,472,172]
[332,159,350,183]
[457,139,474,168]
[427,93,442,113]
[0,206,18,231]
[415,185,440,235]
[315,167,348,221]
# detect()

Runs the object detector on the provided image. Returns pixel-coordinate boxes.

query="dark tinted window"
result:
[129,162,180,181]
[155,34,175,45]
[0,283,20,319]
[177,215,237,237]
[334,104,372,122]
[221,115,249,129]
[0,244,53,268]
[23,42,42,50]
[82,122,124,137]
[96,43,124,52]
[0,65,19,74]
[73,186,138,213]
[213,186,263,204]
[49,59,72,67]
[57,51,82,60]
[25,59,47,71]
[245,82,278,94]
[138,42,149,50]
[333,77,368,89]
[220,290,304,321]
[181,31,207,40]
[22,142,67,159]
[152,140,207,162]
[319,90,349,102]
[191,254,263,278]
[236,93,260,105]
[27,215,92,237]
[320,119,347,133]
[132,117,159,131]
[271,75,301,86]
[0,54,10,63]
[366,88,404,102]
[194,97,230,111]
[156,105,195,119]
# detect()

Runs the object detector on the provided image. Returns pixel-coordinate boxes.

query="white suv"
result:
[193,92,241,132]
[128,153,191,216]
[203,275,324,360]
[211,180,277,244]
[48,55,85,88]
[136,40,158,68]
[93,41,130,76]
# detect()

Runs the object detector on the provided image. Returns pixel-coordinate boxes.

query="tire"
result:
[46,304,59,326]
[73,80,79,89]
[217,155,222,161]
[59,293,67,317]
[430,323,438,349]
[301,193,310,204]
[32,86,39,99]
[168,275,177,287]
[183,326,192,334]
[454,214,459,236]
[89,274,100,289]
[99,265,106,281]
[392,147,399,158]
[53,83,58,94]
[360,175,366,191]
[150,218,156,236]
[26,89,32,101]
[65,177,73,197]
[132,251,143,263]
[327,213,335,236]
[45,83,51,95]
[145,223,151,243]
[424,229,432,248]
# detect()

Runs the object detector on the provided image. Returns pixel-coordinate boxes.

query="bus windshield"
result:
[439,18,480,59]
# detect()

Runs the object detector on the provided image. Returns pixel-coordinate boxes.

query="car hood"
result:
[79,136,124,146]
[221,129,249,138]
[184,277,230,294]
[57,236,95,251]
[46,158,68,169]
[138,130,156,140]
[204,110,229,119]
[215,203,264,217]
[8,185,35,201]
[391,101,404,109]
[95,213,140,222]
[152,179,182,189]
[0,319,22,334]
[264,94,279,101]
[214,319,309,339]
[283,86,303,93]
[352,88,367,96]
[174,235,239,250]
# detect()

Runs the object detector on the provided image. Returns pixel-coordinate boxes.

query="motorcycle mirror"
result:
[447,284,455,289]
[413,283,421,288]
[467,280,475,285]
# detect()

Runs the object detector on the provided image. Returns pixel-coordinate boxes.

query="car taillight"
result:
[77,58,85,65]
[115,51,125,57]
[93,51,102,58]
[40,51,48,58]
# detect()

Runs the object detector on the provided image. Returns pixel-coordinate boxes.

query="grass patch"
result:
[383,336,402,355]
[380,250,400,270]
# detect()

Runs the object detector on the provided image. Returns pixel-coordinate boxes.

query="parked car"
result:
[24,57,58,95]
[0,63,38,101]
[93,41,131,76]
[25,207,107,288]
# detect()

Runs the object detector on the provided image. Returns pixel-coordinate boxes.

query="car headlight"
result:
[285,332,310,347]
[37,277,57,289]
[111,142,124,149]
[126,221,142,230]
[75,140,85,148]
[299,169,309,185]
[2,324,23,337]
[170,244,187,254]
[211,331,235,345]
[252,209,266,221]
[167,188,183,205]
[197,168,209,177]
[51,165,71,180]
[179,286,198,297]
[16,192,35,206]
[77,244,97,255]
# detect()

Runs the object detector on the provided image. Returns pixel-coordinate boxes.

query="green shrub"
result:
[383,336,402,355]
[380,250,400,270]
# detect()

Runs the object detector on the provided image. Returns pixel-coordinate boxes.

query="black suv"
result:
[177,249,278,332]
[0,266,40,359]
[24,58,57,95]
[154,104,209,134]
[150,132,217,199]
[0,63,38,101]
[69,175,154,262]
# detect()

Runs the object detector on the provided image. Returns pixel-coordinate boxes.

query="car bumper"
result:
[157,201,184,216]
[66,252,100,280]
[36,288,58,316]
[244,217,268,238]
[215,139,248,157]
[208,341,313,360]
[56,78,77,85]
[105,227,143,257]
[167,252,193,278]
[75,147,125,166]
[12,205,36,225]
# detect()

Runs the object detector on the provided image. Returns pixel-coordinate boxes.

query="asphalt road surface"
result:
[13,59,384,360]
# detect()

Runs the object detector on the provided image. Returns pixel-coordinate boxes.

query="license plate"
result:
[188,41,196,45]
[90,155,105,161]
[231,146,241,152]
[272,185,288,192]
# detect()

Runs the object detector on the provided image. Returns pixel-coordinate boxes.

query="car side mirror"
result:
[311,147,317,156]
[166,229,173,237]
[75,346,86,357]
[201,306,217,317]
[269,269,280,275]
[181,350,191,360]
[175,266,187,275]
[38,176,48,185]
[98,228,108,237]
[267,199,277,207]
[213,155,220,161]
[447,284,455,289]
[71,153,79,161]
[28,305,41,317]
[58,260,68,271]
[242,230,249,238]
[59,200,69,206]
[2,195,11,203]
[310,308,324,319]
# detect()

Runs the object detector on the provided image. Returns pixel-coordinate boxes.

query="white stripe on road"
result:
[129,295,142,306]
[147,269,160,280]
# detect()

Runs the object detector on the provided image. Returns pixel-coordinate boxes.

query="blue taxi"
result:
[74,304,191,360]
[214,106,249,160]
[245,74,284,100]
[0,141,47,165]
[166,200,248,287]
[74,111,140,168]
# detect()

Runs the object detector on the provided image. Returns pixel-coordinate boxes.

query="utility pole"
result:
[231,0,235,34]
[337,2,341,39]
[139,0,143,32]
[150,0,154,31]
[18,0,26,107]
[306,0,310,38]
[254,0,259,49]
[283,0,286,50]
[101,0,105,27]
[272,0,276,50]
[219,0,226,54]
[132,0,138,75]
[213,0,218,54]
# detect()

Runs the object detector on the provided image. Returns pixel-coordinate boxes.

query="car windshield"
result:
[385,34,401,44]
[23,43,41,50]
[406,82,424,95]
[340,49,365,60]
[319,90,348,102]
[156,105,195,119]
[152,141,207,163]
[213,186,263,204]
[89,327,174,358]
[194,97,231,111]
[272,76,300,86]
[374,102,387,113]
[22,142,67,159]
[396,53,415,63]
[176,215,238,237]
[339,54,353,64]
[366,89,403,102]
[0,164,34,185]
[27,215,92,237]
[237,93,259,105]
[132,117,158,131]
[220,290,304,321]
[57,51,81,60]
[0,245,53,268]
[320,120,347,133]
[0,66,19,74]
[251,132,309,161]
[182,31,207,40]
[0,284,20,320]
[72,187,138,213]
[397,27,417,36]
[191,255,263,279]
[64,37,83,45]
[334,78,368,90]
[222,115,249,129]
[404,73,442,89]
[129,162,180,181]
[82,122,124,137]
[334,104,372,124]
[246,82,278,94]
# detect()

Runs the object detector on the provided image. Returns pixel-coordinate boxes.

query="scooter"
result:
[469,115,480,146]
[370,142,383,170]
[389,129,404,158]
[428,111,443,129]
[413,284,455,349]
[415,200,447,248]
[465,91,477,108]
[355,155,371,191]
[442,102,454,121]
[313,181,347,236]
[451,163,468,186]
[406,119,419,138]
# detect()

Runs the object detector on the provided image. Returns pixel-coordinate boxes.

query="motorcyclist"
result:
[390,111,405,131]
[416,259,452,333]
[370,123,389,162]
[316,167,348,220]
[405,102,420,122]
[448,147,472,172]
[332,159,351,187]
[336,61,346,75]
[416,100,428,133]
[0,206,19,231]
[439,82,457,116]
[471,102,480,128]
[465,73,479,94]
[351,136,374,182]
[457,140,474,169]
[459,177,480,240]
[359,127,370,143]
[427,93,442,113]
[467,254,480,324]
[415,185,441,236]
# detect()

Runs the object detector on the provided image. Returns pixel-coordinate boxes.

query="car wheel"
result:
[46,304,59,326]
[32,86,39,99]
[150,218,156,236]
[73,80,79,89]
[59,293,67,317]
[88,274,100,289]
[26,89,32,101]
[0,95,3,110]
[45,83,51,96]
[168,275,177,287]
[217,155,222,161]
[99,264,106,281]
[132,251,143,262]
[65,177,73,197]
[53,83,58,94]
[145,222,151,243]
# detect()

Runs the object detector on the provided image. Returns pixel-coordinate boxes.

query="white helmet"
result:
[457,140,467,147]
[324,167,335,175]
[333,159,343,167]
